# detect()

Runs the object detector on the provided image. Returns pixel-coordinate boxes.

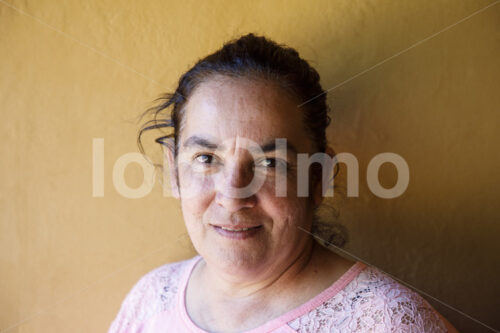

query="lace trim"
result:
[108,259,187,332]
[287,266,447,332]
[109,258,447,333]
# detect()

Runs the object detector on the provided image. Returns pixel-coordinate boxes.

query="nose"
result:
[214,161,258,212]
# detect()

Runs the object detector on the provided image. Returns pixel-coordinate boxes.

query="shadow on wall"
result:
[294,2,500,332]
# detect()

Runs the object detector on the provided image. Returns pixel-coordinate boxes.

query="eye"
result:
[256,158,287,169]
[194,154,214,164]
[260,158,277,168]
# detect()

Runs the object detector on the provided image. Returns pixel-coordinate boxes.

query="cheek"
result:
[260,166,306,199]
[178,163,214,198]
[258,180,312,229]
[178,166,215,228]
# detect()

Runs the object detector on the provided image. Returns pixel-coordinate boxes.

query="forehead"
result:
[181,76,313,152]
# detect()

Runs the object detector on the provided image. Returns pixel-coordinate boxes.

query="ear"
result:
[164,145,180,199]
[312,146,336,207]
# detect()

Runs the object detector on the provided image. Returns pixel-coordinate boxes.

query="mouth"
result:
[210,224,263,239]
[214,225,261,231]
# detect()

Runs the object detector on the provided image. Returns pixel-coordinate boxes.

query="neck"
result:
[200,238,317,301]
[186,239,348,332]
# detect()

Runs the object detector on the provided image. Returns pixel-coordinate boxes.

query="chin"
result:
[210,246,266,274]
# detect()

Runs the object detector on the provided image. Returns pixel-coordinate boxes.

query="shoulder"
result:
[289,263,448,332]
[351,265,448,331]
[107,256,199,333]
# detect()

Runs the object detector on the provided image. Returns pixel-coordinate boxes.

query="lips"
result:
[211,224,262,232]
[210,224,263,240]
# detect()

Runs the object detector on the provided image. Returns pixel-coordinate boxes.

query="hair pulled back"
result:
[137,33,331,156]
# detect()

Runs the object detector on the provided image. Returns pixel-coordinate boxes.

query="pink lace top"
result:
[108,256,448,332]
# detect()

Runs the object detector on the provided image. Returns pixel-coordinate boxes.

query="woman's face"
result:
[173,76,319,280]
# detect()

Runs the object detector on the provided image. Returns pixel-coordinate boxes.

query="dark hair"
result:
[137,33,331,157]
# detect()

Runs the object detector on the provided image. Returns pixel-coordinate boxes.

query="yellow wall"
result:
[1,1,499,332]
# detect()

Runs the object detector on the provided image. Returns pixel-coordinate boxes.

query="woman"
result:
[109,34,457,332]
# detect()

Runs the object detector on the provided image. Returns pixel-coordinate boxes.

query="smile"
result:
[219,226,258,231]
[211,224,262,240]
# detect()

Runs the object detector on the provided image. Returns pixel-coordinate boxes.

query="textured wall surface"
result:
[1,0,499,332]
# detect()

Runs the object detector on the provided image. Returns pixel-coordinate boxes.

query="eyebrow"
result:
[260,140,298,154]
[183,136,219,150]
[182,135,298,154]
